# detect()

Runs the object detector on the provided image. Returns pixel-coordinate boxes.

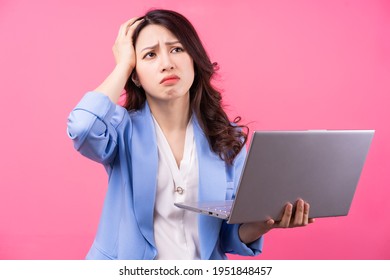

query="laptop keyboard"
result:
[206,205,231,215]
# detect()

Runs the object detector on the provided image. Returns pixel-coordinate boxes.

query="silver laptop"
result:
[174,130,374,224]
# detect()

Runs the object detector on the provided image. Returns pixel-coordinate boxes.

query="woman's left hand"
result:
[238,199,315,244]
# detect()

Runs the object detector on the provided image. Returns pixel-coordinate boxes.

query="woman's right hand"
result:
[93,17,144,103]
[238,199,315,244]
[112,17,144,75]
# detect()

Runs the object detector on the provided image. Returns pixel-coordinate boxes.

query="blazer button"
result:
[176,186,184,195]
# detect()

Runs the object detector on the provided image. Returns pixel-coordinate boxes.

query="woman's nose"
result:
[160,53,175,72]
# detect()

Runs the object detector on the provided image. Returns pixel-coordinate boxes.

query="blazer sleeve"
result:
[67,91,127,165]
[219,144,264,256]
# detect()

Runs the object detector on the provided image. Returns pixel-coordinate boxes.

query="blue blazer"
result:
[67,92,263,259]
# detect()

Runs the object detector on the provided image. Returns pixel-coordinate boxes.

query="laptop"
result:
[174,130,375,224]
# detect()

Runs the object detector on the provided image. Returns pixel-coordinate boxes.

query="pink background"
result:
[0,0,389,259]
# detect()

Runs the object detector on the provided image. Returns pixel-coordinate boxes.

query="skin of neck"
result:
[146,92,191,133]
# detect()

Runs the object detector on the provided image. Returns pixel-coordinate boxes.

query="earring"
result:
[133,80,141,88]
[131,78,141,88]
[131,74,141,88]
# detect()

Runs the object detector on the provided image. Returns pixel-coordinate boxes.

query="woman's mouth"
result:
[160,75,180,85]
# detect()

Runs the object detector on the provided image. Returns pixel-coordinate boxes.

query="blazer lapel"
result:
[193,117,227,259]
[131,102,158,250]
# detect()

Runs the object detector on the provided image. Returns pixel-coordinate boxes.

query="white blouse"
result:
[152,116,200,260]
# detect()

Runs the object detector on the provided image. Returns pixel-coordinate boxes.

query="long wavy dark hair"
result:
[124,9,248,165]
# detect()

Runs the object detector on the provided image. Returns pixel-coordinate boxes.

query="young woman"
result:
[67,9,313,260]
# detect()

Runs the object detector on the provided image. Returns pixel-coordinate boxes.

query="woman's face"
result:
[134,24,195,105]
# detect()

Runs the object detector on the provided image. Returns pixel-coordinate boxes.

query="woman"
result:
[67,9,313,260]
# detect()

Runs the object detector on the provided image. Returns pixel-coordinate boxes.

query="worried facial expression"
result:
[134,24,195,105]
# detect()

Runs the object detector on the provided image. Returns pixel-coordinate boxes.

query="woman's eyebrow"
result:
[140,40,181,52]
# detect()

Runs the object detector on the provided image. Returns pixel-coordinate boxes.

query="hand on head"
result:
[112,18,144,74]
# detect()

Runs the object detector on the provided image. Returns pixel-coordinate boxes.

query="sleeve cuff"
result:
[225,223,264,256]
[74,91,116,121]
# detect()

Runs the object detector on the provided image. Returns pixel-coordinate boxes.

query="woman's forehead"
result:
[136,24,179,50]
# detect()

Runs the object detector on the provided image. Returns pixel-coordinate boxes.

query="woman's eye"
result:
[172,47,184,53]
[144,52,156,59]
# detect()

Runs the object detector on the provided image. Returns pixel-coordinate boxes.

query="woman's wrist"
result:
[238,222,271,244]
[238,223,260,244]
[114,62,133,78]
[94,64,133,103]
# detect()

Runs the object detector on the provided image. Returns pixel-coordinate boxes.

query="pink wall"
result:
[0,0,389,259]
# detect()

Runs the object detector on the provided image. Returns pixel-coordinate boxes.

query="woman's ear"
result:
[131,72,141,87]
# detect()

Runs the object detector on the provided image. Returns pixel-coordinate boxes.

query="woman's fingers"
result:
[292,199,304,226]
[291,199,310,226]
[118,17,144,39]
[125,18,144,38]
[112,17,144,68]
[274,200,311,228]
[118,17,139,37]
[303,202,310,225]
[278,203,293,228]
[115,17,143,43]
